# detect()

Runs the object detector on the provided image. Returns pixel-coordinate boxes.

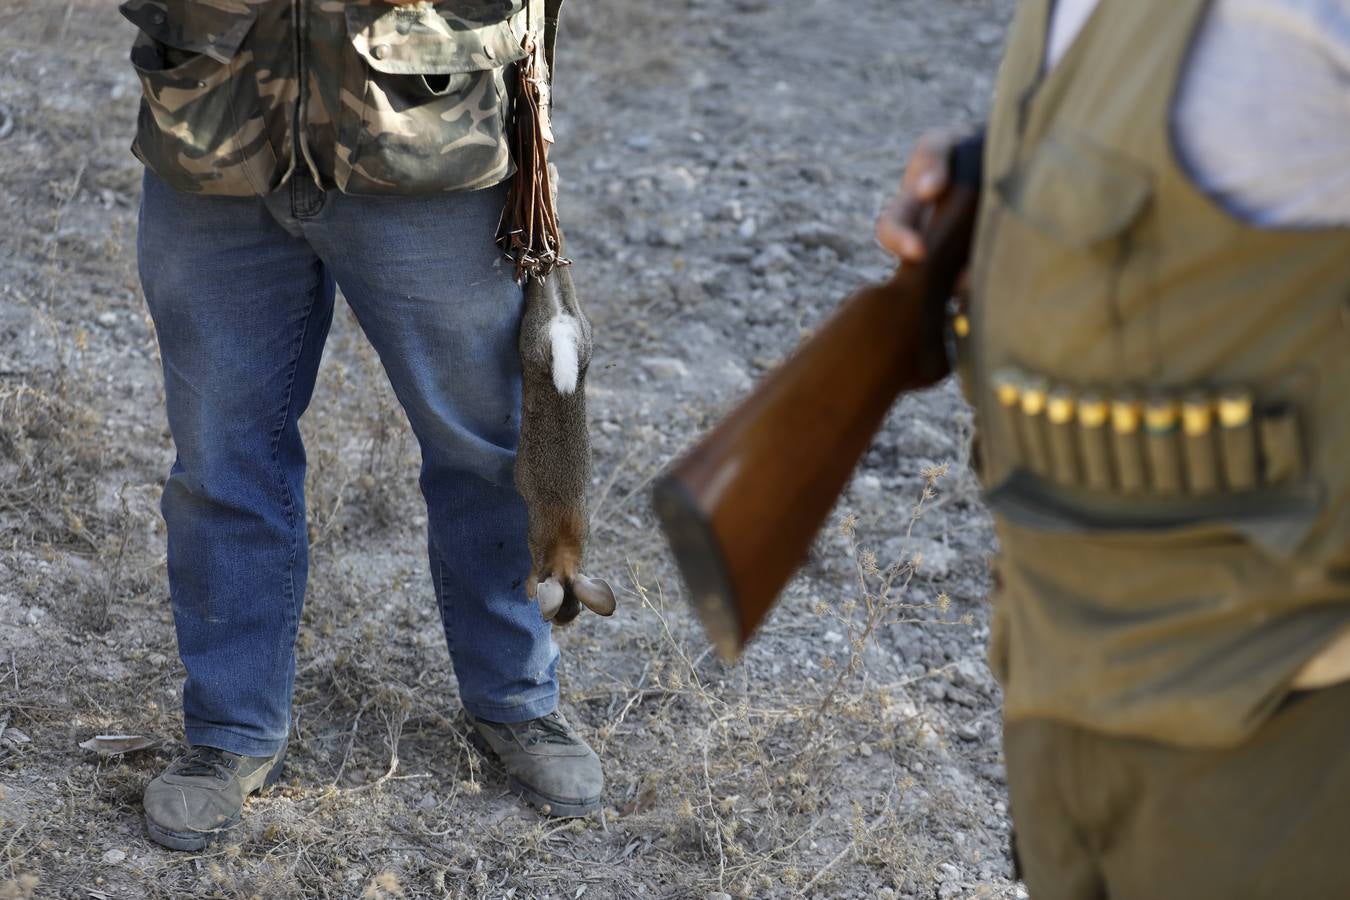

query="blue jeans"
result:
[137,171,559,757]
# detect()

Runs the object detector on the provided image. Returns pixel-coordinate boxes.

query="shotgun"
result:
[652,142,983,661]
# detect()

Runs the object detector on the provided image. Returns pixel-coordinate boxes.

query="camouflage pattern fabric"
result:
[120,0,528,196]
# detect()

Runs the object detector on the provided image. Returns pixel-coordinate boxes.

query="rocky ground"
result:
[0,0,1019,897]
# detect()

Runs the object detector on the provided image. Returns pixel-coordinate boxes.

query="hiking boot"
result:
[466,710,603,817]
[143,744,286,851]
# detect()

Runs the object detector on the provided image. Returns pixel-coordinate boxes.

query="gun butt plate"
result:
[652,473,746,662]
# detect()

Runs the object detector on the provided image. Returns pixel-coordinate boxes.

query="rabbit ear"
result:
[573,574,616,617]
[536,578,566,621]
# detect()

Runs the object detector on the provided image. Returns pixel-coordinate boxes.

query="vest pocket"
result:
[336,4,529,195]
[996,132,1153,249]
[119,0,275,196]
[982,131,1157,376]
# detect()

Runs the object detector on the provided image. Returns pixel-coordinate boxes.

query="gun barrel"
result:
[653,162,981,660]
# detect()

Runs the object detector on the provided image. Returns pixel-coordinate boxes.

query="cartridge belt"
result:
[988,368,1305,498]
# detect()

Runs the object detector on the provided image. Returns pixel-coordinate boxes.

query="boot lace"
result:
[172,746,237,779]
[522,713,578,748]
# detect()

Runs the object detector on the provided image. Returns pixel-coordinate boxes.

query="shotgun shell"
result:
[1045,385,1081,486]
[1110,393,1147,494]
[1144,394,1183,494]
[1077,391,1113,491]
[1259,403,1305,484]
[1217,388,1258,491]
[1181,392,1219,494]
[1018,375,1052,477]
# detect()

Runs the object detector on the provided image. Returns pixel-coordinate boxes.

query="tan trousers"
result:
[1004,679,1350,899]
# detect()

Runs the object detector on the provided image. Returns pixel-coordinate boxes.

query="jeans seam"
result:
[269,273,323,640]
[433,543,458,660]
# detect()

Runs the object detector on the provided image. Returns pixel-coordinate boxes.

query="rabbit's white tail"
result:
[548,313,582,395]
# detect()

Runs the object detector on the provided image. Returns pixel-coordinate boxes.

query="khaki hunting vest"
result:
[970,0,1350,746]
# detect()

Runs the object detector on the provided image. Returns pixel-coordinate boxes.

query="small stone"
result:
[914,722,942,750]
[655,225,686,247]
[953,658,988,689]
[976,24,1004,46]
[706,894,733,900]
[946,686,980,709]
[736,217,758,239]
[854,473,883,496]
[623,218,649,245]
[791,222,854,259]
[823,630,843,644]
[658,166,698,193]
[639,357,689,380]
[96,312,118,328]
[625,134,652,151]
[886,696,919,721]
[147,653,168,667]
[883,536,957,579]
[103,849,126,865]
[858,742,873,757]
[750,243,793,274]
[956,723,980,742]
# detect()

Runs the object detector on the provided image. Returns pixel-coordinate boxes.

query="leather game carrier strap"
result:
[498,0,567,281]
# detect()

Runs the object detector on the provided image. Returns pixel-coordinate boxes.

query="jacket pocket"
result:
[336,4,529,195]
[120,0,277,196]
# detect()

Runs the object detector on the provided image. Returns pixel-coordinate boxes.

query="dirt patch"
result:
[0,1,1019,897]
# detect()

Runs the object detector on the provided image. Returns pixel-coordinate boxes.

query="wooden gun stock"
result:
[652,146,982,661]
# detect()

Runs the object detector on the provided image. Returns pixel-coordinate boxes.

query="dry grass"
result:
[1,352,998,896]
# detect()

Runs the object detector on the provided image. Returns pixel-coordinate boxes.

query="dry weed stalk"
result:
[812,462,970,728]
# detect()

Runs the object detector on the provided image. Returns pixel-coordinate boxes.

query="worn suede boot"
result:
[143,745,286,851]
[466,711,603,817]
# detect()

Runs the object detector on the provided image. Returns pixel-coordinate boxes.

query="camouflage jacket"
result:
[120,0,531,196]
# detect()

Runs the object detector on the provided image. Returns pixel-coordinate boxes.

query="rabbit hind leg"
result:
[544,510,585,625]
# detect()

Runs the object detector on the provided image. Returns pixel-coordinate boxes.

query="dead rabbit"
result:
[515,261,616,624]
